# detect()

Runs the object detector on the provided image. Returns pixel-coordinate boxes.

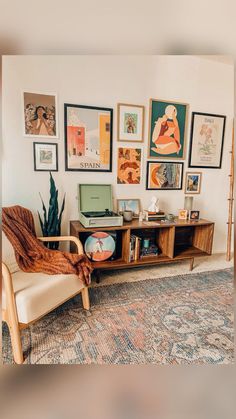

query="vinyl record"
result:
[84,232,116,261]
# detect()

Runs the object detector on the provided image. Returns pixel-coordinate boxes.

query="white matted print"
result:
[33,142,58,171]
[117,103,144,142]
[23,91,58,138]
[185,172,202,194]
[189,112,226,168]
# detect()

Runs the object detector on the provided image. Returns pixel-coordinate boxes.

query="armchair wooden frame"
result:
[2,236,90,364]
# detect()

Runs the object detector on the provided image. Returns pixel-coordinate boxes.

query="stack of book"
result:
[144,210,166,221]
[140,243,159,259]
[129,234,142,262]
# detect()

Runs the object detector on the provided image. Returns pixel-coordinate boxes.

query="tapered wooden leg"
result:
[189,258,194,271]
[7,316,23,364]
[81,287,90,310]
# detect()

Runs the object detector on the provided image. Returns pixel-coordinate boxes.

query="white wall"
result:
[2,55,234,253]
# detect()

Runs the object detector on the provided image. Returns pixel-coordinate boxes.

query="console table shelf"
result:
[70,218,214,281]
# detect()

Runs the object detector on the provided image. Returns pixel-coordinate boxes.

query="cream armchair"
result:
[2,235,90,364]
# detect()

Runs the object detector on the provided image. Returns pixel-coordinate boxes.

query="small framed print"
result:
[185,172,202,194]
[188,112,226,168]
[146,161,183,190]
[117,199,141,218]
[178,209,188,220]
[117,103,145,142]
[33,142,58,171]
[117,147,142,184]
[189,210,200,221]
[23,91,58,138]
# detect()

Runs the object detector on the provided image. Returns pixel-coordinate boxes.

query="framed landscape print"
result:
[23,91,58,138]
[185,172,202,194]
[33,142,58,171]
[64,104,113,172]
[117,103,144,142]
[117,147,142,184]
[146,161,183,190]
[148,99,188,159]
[189,112,226,168]
[117,199,141,217]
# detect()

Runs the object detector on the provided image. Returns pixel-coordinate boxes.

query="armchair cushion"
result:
[2,270,85,324]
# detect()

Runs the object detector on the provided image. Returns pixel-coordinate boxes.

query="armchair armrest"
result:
[38,236,84,255]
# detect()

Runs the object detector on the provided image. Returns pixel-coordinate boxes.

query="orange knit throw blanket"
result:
[2,205,93,286]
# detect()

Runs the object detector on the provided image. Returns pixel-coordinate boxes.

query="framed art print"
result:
[117,103,144,142]
[33,142,58,171]
[117,147,142,184]
[178,209,188,220]
[117,199,141,217]
[185,172,202,194]
[148,99,188,159]
[64,103,113,172]
[23,91,58,138]
[189,112,226,168]
[146,161,183,190]
[189,210,200,221]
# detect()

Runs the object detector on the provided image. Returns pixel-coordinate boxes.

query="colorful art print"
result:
[189,210,200,221]
[146,161,183,190]
[189,112,226,168]
[33,142,58,171]
[23,91,58,138]
[117,147,142,184]
[84,232,115,261]
[117,199,141,217]
[64,104,113,172]
[148,99,188,159]
[117,103,145,142]
[178,209,188,220]
[185,172,202,194]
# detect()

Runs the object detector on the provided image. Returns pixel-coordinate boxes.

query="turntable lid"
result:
[78,184,113,212]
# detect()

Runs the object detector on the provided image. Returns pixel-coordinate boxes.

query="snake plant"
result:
[38,172,65,250]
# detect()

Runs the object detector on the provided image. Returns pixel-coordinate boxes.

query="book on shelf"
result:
[129,234,141,262]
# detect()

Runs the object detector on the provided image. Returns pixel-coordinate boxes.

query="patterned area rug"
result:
[2,268,234,364]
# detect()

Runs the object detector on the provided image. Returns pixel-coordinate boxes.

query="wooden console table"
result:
[70,218,214,282]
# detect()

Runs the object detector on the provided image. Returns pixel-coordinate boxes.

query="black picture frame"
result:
[33,142,58,172]
[146,161,183,190]
[64,103,113,172]
[188,112,226,168]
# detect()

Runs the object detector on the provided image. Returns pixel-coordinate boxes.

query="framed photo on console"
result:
[148,98,188,159]
[33,142,58,171]
[189,112,226,168]
[117,199,141,217]
[117,103,145,142]
[64,103,113,172]
[146,161,183,190]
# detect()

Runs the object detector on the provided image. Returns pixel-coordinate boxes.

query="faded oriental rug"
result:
[2,268,234,364]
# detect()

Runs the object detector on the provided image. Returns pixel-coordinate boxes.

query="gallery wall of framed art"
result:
[3,55,233,253]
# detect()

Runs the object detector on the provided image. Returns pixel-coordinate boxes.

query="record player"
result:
[78,184,123,228]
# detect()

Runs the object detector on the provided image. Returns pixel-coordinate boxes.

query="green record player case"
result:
[77,184,123,228]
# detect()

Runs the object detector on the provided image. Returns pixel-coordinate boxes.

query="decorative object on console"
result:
[146,161,183,190]
[23,91,58,138]
[117,199,141,218]
[166,213,175,222]
[148,196,160,212]
[84,232,116,262]
[189,112,226,168]
[117,103,145,142]
[64,103,113,172]
[185,172,202,194]
[184,196,194,212]
[78,184,123,228]
[189,210,200,221]
[117,147,142,184]
[33,142,58,171]
[148,98,188,159]
[123,210,133,222]
[178,209,188,220]
[144,210,165,221]
[38,172,65,249]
